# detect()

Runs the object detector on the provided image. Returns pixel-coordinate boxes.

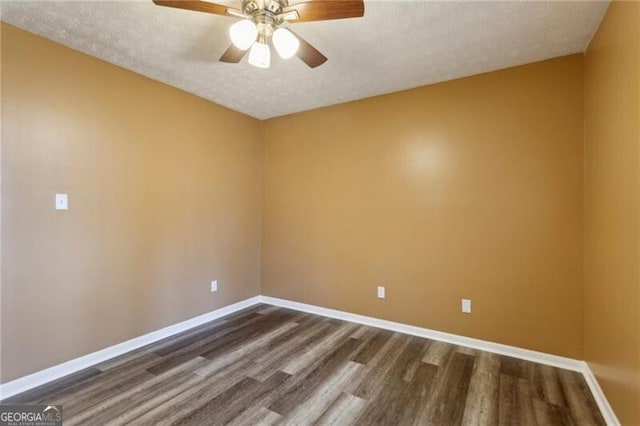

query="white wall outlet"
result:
[462,299,472,314]
[377,286,386,299]
[210,280,218,293]
[55,193,68,210]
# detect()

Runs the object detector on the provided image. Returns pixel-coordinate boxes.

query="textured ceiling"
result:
[1,0,609,119]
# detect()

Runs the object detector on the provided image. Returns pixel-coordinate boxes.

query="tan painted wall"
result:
[584,2,640,424]
[0,19,4,386]
[0,23,262,382]
[262,55,585,358]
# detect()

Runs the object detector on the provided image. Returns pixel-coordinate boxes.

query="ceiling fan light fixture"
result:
[248,39,271,69]
[153,0,365,69]
[229,19,258,50]
[272,28,299,59]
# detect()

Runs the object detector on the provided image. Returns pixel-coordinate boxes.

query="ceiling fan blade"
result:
[289,30,327,68]
[152,1,232,16]
[219,44,248,63]
[284,0,364,22]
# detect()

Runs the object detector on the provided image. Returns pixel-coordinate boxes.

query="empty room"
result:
[0,0,638,425]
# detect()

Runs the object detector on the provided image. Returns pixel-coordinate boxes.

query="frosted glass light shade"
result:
[248,41,271,68]
[230,20,258,50]
[272,28,299,59]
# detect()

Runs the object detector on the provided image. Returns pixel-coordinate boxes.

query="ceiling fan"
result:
[152,0,365,69]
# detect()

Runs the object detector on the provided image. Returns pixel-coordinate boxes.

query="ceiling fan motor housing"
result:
[242,1,284,18]
[242,0,290,32]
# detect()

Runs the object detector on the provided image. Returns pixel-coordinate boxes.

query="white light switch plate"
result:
[211,280,218,292]
[55,194,68,210]
[462,299,472,313]
[377,286,385,299]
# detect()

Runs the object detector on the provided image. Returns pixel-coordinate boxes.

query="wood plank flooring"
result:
[2,305,605,425]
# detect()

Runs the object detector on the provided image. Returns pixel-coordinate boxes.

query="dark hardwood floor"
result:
[2,304,605,425]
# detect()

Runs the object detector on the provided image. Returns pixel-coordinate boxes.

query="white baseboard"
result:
[259,296,583,371]
[0,296,261,400]
[1,293,620,426]
[259,295,619,426]
[580,361,621,426]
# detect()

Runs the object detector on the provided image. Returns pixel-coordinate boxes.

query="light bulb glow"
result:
[272,28,299,59]
[248,41,271,68]
[229,20,257,51]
